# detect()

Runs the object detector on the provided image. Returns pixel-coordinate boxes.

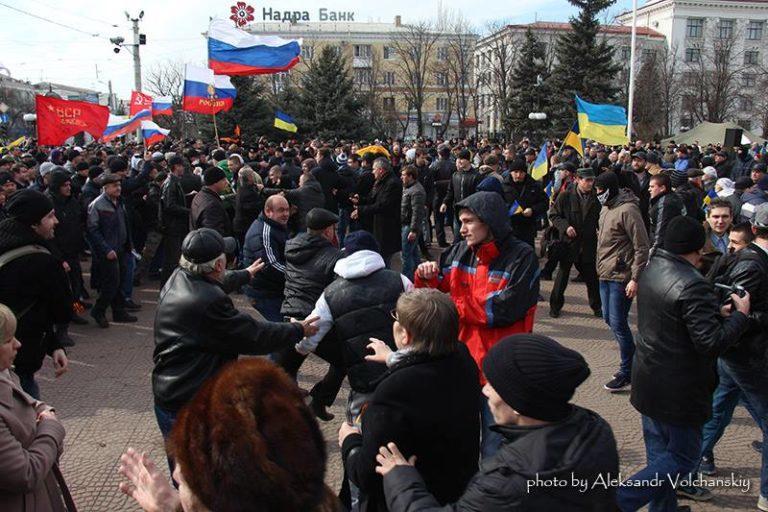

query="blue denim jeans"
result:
[121,252,135,301]
[400,226,421,281]
[17,370,40,399]
[698,358,768,496]
[617,415,702,512]
[599,280,635,379]
[338,207,351,247]
[480,392,503,460]
[154,404,179,483]
[249,294,283,322]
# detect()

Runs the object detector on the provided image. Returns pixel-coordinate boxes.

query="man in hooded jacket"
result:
[415,191,540,459]
[594,171,650,393]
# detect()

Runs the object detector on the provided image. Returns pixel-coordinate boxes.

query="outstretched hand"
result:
[118,448,180,512]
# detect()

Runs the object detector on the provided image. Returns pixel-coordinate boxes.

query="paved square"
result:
[39,273,761,511]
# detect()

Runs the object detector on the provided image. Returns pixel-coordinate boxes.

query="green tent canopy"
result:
[662,121,765,146]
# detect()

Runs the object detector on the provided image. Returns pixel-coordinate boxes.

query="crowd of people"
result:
[0,132,765,512]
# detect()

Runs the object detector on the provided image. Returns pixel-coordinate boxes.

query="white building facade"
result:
[617,0,768,135]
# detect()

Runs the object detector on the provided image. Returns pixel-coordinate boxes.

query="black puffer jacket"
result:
[233,184,263,236]
[281,233,342,319]
[716,243,768,369]
[152,268,303,412]
[0,219,72,373]
[648,191,686,252]
[159,173,190,236]
[632,249,750,426]
[675,182,705,222]
[383,406,619,512]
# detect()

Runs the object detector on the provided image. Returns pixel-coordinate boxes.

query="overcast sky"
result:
[1,0,633,101]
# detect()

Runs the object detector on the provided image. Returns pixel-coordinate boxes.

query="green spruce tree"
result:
[507,28,553,142]
[295,46,367,140]
[550,0,622,135]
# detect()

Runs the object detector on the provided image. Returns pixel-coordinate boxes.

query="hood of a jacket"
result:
[455,191,511,240]
[494,406,613,478]
[334,249,384,279]
[607,188,639,209]
[0,218,47,254]
[285,232,336,265]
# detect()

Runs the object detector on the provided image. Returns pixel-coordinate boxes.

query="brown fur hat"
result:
[167,358,328,512]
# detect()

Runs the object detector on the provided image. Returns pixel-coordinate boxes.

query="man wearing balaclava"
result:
[594,171,650,393]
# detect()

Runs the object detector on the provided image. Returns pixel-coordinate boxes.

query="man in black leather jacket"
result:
[680,203,768,506]
[151,228,319,463]
[159,156,190,285]
[617,215,750,512]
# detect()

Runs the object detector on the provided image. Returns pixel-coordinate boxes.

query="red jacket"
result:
[416,236,539,383]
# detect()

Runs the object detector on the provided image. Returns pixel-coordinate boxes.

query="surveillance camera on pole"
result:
[528,112,547,121]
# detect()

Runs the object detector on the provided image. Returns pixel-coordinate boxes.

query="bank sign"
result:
[261,7,357,22]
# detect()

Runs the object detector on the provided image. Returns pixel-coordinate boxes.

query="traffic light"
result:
[139,34,146,45]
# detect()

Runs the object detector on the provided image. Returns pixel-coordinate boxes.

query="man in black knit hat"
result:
[618,215,751,512]
[376,333,619,511]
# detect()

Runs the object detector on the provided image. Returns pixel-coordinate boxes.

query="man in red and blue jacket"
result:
[415,190,540,459]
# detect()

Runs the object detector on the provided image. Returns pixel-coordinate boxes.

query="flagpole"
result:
[212,111,220,147]
[626,0,638,142]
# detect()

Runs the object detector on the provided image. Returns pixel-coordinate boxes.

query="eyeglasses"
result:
[390,309,399,322]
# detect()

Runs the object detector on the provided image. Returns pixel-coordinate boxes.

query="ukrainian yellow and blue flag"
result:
[509,200,523,216]
[703,188,718,207]
[274,111,297,133]
[563,120,585,158]
[575,95,628,145]
[531,144,548,181]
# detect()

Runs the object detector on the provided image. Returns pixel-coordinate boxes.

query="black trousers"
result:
[160,233,185,286]
[93,252,127,318]
[63,253,83,301]
[273,334,347,408]
[550,254,601,314]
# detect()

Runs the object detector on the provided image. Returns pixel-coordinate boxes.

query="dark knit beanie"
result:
[482,334,590,422]
[203,166,227,186]
[343,230,379,255]
[663,215,706,255]
[508,159,528,173]
[6,189,54,226]
[595,170,619,199]
[671,168,688,188]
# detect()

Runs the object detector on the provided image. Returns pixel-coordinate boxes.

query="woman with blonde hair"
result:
[0,303,70,511]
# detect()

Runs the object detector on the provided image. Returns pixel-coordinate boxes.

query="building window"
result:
[382,71,395,85]
[715,49,728,65]
[354,69,372,84]
[301,46,314,60]
[354,44,371,58]
[686,18,704,38]
[738,119,752,130]
[383,46,392,59]
[382,97,395,110]
[685,48,701,63]
[328,45,341,57]
[437,46,449,61]
[642,48,657,60]
[745,50,760,65]
[435,72,448,86]
[741,96,754,111]
[620,46,631,60]
[742,73,756,87]
[436,97,448,111]
[718,19,734,39]
[748,21,764,40]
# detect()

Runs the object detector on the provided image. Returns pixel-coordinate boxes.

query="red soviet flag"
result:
[129,91,153,116]
[36,96,110,146]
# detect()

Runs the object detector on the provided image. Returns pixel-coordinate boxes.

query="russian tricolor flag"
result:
[207,18,301,76]
[152,97,173,116]
[141,120,170,147]
[102,109,152,142]
[182,65,237,115]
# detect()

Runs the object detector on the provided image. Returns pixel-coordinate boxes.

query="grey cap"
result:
[753,203,768,228]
